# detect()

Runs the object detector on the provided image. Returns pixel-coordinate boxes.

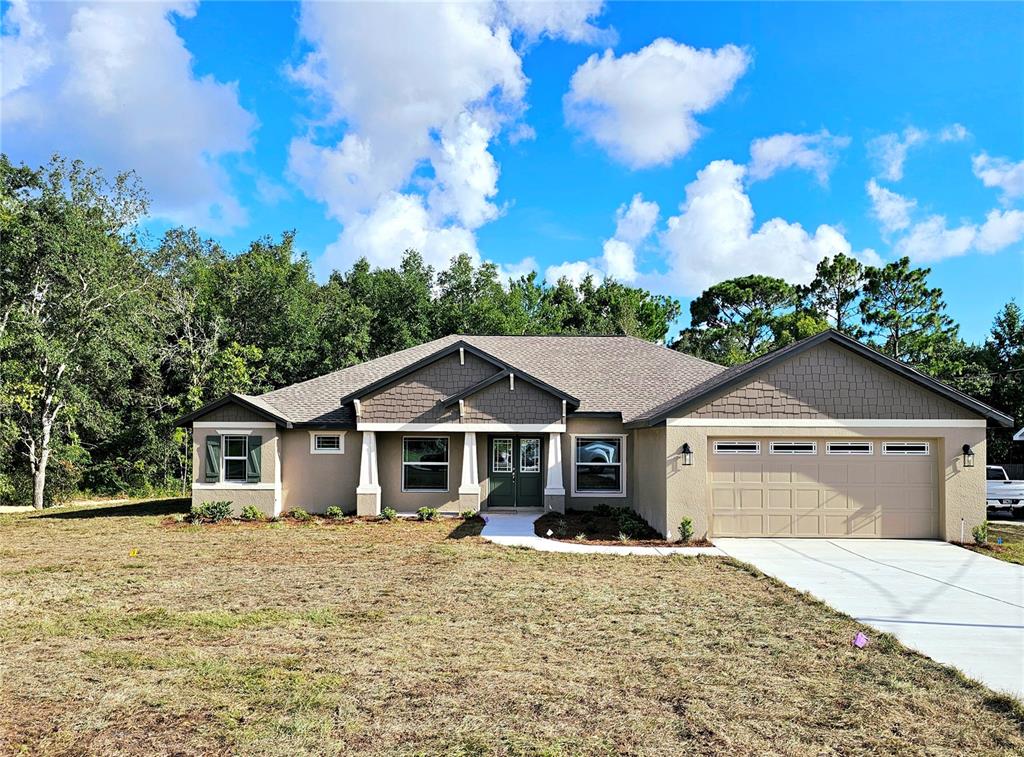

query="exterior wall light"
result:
[962,444,975,468]
[681,443,693,466]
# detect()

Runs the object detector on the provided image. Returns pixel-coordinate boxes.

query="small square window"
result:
[713,441,761,455]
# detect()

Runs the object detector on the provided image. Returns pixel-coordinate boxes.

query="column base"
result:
[356,486,381,517]
[544,489,565,514]
[458,484,481,513]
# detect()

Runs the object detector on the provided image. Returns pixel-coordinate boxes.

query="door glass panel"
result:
[520,438,540,472]
[492,438,513,472]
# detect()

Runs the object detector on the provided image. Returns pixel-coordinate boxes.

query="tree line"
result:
[1,155,1020,507]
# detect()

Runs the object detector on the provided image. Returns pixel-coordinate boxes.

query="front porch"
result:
[354,428,567,517]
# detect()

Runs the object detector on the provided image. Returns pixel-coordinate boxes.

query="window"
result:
[492,438,513,472]
[988,467,1007,482]
[827,441,873,455]
[402,437,449,491]
[310,432,345,454]
[573,436,624,495]
[520,438,541,473]
[769,441,817,455]
[882,442,930,456]
[223,435,248,482]
[713,441,761,455]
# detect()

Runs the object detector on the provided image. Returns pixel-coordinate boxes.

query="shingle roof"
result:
[257,335,727,426]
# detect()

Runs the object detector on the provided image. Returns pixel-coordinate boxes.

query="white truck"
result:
[987,465,1024,513]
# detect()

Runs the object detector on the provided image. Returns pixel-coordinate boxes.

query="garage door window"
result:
[827,441,873,455]
[713,441,760,455]
[882,442,930,455]
[769,441,817,455]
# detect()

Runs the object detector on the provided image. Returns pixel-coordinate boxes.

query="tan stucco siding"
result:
[193,403,270,423]
[360,353,496,423]
[462,379,562,424]
[688,342,976,420]
[377,431,465,513]
[191,429,280,518]
[280,430,360,514]
[563,417,635,512]
[193,429,278,486]
[632,425,668,537]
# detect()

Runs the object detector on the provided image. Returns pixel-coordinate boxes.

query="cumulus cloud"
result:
[747,129,850,185]
[658,160,877,295]
[866,179,917,236]
[544,259,602,286]
[894,209,1024,263]
[972,152,1024,205]
[0,0,256,232]
[938,123,970,142]
[288,1,607,275]
[867,126,928,182]
[564,38,750,169]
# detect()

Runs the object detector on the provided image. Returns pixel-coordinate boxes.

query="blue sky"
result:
[3,1,1022,342]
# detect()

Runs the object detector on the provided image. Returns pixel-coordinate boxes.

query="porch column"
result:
[458,432,481,512]
[356,431,381,517]
[544,432,565,513]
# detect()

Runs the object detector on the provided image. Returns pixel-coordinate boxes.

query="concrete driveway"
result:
[715,538,1024,699]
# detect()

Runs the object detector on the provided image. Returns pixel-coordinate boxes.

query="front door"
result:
[488,436,543,509]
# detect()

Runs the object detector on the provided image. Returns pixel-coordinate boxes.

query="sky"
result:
[2,1,1022,342]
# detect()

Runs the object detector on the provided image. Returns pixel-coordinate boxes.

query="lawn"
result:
[968,519,1024,565]
[1,499,1022,756]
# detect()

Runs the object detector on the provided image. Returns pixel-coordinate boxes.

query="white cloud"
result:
[867,126,927,182]
[972,152,1024,204]
[564,38,750,169]
[747,129,850,185]
[866,179,917,236]
[658,160,878,295]
[894,209,1024,262]
[976,209,1024,253]
[544,259,602,286]
[938,123,970,142]
[1,0,255,233]
[288,1,609,276]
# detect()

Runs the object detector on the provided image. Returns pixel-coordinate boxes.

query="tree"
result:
[985,302,1024,463]
[860,257,957,367]
[799,253,865,336]
[0,155,158,508]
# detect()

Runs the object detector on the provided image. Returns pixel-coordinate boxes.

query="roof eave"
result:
[173,393,293,428]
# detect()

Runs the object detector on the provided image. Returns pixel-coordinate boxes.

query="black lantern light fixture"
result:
[681,443,693,466]
[962,444,975,468]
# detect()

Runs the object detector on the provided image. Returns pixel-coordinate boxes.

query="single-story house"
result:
[176,330,1012,541]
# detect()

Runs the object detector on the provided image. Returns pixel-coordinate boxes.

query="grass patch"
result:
[965,520,1024,565]
[1,498,1022,755]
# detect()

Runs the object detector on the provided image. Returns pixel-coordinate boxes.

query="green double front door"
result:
[487,435,543,509]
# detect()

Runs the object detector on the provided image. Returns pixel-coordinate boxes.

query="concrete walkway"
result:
[716,538,1024,700]
[480,512,723,556]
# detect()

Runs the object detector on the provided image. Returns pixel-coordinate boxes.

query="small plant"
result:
[189,500,232,523]
[325,506,345,519]
[617,531,629,543]
[678,517,694,543]
[380,506,398,521]
[289,508,312,522]
[417,507,439,521]
[239,505,264,522]
[459,509,477,519]
[972,521,988,546]
[574,532,587,542]
[593,503,615,516]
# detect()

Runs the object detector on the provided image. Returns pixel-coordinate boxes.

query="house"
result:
[176,330,1012,541]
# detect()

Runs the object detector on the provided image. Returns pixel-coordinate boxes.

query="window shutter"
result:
[205,436,221,482]
[247,436,262,482]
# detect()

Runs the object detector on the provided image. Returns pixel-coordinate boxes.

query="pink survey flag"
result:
[852,631,869,648]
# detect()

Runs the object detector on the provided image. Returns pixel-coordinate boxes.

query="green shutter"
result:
[205,436,221,482]
[247,435,262,483]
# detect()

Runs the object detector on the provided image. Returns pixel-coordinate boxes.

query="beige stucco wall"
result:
[280,429,361,514]
[562,416,635,512]
[377,431,466,513]
[632,425,667,536]
[664,423,986,542]
[191,427,280,518]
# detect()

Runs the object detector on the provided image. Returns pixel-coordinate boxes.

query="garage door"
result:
[709,438,938,538]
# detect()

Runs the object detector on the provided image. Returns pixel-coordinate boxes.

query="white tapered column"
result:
[458,432,481,512]
[356,431,381,516]
[544,432,565,512]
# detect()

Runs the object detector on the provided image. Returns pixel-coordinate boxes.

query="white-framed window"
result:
[223,435,248,482]
[309,431,346,454]
[769,441,817,455]
[520,438,541,473]
[882,441,930,456]
[827,441,874,455]
[402,436,449,492]
[713,441,761,455]
[492,438,513,472]
[572,435,626,497]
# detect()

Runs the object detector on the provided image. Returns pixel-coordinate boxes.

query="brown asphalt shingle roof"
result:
[257,335,727,426]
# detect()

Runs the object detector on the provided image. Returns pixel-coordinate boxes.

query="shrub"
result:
[972,521,988,546]
[289,508,312,522]
[574,532,587,542]
[380,507,398,521]
[617,531,629,543]
[593,503,615,516]
[417,507,439,521]
[615,509,650,539]
[325,506,345,519]
[190,500,232,523]
[239,505,264,522]
[459,509,477,519]
[678,517,694,543]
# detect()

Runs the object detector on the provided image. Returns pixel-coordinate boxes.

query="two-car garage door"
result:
[709,438,938,538]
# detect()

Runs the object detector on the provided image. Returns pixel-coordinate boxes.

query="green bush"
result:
[678,517,694,543]
[459,509,477,519]
[380,507,398,521]
[417,507,439,521]
[239,505,264,521]
[615,508,649,539]
[190,500,232,523]
[593,503,615,516]
[289,508,312,522]
[325,506,345,519]
[972,521,988,546]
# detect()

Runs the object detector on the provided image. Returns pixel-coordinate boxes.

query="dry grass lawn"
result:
[968,519,1024,565]
[2,498,1022,756]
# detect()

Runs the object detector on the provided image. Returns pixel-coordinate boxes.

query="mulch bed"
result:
[535,510,712,547]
